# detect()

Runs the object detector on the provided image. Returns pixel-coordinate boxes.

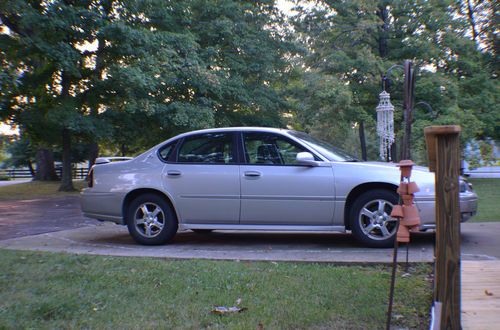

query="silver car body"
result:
[81,127,477,238]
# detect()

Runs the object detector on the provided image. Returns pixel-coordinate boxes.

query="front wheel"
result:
[350,189,398,248]
[126,194,178,245]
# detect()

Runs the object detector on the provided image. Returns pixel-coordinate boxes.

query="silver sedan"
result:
[81,127,478,247]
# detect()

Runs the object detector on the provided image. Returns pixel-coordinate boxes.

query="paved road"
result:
[0,196,499,262]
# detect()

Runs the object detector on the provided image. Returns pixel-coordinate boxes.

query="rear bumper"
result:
[80,189,125,224]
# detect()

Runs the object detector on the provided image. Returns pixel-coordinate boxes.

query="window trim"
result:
[169,131,239,165]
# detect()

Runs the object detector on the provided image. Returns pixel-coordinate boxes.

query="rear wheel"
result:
[350,189,398,248]
[126,194,178,245]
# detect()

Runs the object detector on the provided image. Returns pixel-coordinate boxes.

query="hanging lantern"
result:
[376,91,395,161]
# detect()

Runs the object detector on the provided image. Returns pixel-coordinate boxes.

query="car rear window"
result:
[177,133,235,164]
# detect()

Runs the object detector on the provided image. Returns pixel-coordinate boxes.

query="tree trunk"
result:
[120,143,128,157]
[359,120,367,161]
[58,129,75,191]
[391,141,398,163]
[466,0,478,42]
[34,148,58,181]
[86,142,99,179]
[377,5,390,58]
[401,60,415,160]
[27,160,36,179]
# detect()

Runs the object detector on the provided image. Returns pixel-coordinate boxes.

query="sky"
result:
[0,123,16,136]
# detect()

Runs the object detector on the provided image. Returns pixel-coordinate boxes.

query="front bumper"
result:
[418,191,478,230]
[459,191,478,222]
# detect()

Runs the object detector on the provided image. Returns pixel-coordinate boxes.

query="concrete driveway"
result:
[0,196,498,263]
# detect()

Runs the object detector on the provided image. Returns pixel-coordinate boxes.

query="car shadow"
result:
[87,229,436,251]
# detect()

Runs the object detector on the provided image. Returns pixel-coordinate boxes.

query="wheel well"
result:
[344,183,398,230]
[122,188,176,223]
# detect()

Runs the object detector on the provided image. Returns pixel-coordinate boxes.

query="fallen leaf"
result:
[485,290,494,296]
[211,306,247,315]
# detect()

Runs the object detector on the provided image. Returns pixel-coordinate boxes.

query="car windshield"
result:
[289,131,360,162]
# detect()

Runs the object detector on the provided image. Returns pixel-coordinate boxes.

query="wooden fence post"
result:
[424,125,461,330]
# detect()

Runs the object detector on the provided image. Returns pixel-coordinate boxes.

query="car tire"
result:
[126,193,178,245]
[350,189,398,248]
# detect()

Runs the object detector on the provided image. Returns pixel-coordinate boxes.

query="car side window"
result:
[158,143,175,162]
[243,132,308,165]
[177,133,234,164]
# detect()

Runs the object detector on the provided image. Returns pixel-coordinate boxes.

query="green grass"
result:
[0,250,432,329]
[469,179,500,222]
[0,180,86,200]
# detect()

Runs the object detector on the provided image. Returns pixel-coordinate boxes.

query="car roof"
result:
[175,127,291,138]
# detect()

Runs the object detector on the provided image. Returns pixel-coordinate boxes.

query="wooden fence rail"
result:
[0,168,88,180]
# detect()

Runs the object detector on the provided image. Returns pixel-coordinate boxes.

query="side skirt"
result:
[180,224,346,233]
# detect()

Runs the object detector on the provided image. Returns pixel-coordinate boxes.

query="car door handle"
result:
[167,170,182,176]
[244,171,261,177]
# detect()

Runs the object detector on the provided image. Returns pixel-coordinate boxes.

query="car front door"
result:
[239,132,335,225]
[162,132,240,224]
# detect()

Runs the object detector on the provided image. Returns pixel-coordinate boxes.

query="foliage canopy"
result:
[0,0,498,179]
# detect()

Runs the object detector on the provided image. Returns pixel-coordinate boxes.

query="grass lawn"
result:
[0,180,86,201]
[469,178,500,222]
[0,250,433,329]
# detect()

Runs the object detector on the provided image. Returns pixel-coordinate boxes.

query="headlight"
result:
[459,178,473,193]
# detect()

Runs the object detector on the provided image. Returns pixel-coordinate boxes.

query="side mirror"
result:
[296,152,319,167]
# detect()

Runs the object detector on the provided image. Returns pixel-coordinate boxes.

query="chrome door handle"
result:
[167,170,181,176]
[244,171,261,177]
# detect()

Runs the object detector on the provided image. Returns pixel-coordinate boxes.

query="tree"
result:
[2,0,295,187]
[0,0,109,190]
[290,0,499,163]
[2,135,36,176]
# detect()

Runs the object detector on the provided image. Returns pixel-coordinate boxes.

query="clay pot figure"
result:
[397,182,408,195]
[407,181,420,194]
[391,205,404,218]
[401,205,421,227]
[402,194,414,206]
[397,160,415,178]
[397,224,410,243]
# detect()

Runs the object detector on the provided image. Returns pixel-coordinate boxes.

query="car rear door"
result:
[239,132,335,225]
[162,132,240,224]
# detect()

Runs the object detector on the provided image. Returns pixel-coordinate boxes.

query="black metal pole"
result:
[386,221,400,330]
[405,242,410,273]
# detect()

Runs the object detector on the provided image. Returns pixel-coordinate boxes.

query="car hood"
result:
[360,161,430,173]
